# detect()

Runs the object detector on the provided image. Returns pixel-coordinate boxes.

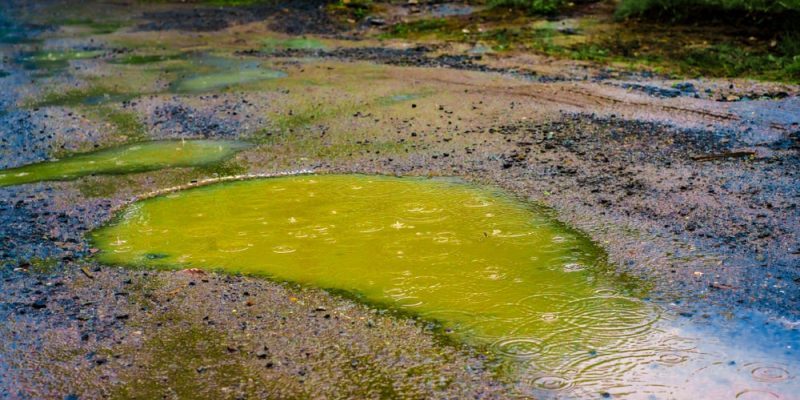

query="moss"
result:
[380,11,800,81]
[29,86,138,108]
[103,108,148,142]
[74,106,148,143]
[110,53,183,65]
[110,322,266,399]
[27,257,60,274]
[270,101,356,133]
[327,0,375,22]
[123,273,165,307]
[76,175,138,198]
[616,0,800,21]
[384,18,450,38]
[488,0,564,14]
[196,158,248,177]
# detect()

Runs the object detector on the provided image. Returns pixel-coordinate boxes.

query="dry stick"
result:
[691,151,756,162]
[107,169,317,216]
[80,266,95,279]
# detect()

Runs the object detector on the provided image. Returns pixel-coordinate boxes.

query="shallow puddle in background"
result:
[17,49,104,73]
[171,68,287,93]
[261,37,327,52]
[169,54,286,93]
[90,174,800,397]
[0,140,249,187]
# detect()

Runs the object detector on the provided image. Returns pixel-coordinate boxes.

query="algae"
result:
[93,174,661,383]
[0,140,250,187]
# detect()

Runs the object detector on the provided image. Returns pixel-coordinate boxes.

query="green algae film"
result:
[171,68,287,93]
[0,140,250,187]
[92,175,661,383]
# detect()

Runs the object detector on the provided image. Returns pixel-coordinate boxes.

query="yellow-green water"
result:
[171,68,287,93]
[0,140,250,187]
[92,174,662,390]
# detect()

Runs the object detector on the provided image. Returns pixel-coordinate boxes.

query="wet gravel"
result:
[0,185,110,267]
[137,0,343,35]
[0,111,46,169]
[0,0,798,397]
[149,102,243,139]
[0,264,506,399]
[486,115,800,316]
[244,46,608,83]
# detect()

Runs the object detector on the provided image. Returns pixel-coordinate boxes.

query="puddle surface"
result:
[170,60,286,93]
[89,175,800,397]
[91,175,670,391]
[0,140,249,187]
[262,37,326,52]
[18,49,104,73]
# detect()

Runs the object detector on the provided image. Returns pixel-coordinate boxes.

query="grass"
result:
[95,106,149,142]
[385,18,450,38]
[488,0,564,14]
[138,0,276,5]
[616,0,800,21]
[110,53,183,65]
[327,0,375,22]
[380,2,800,82]
[614,0,800,80]
[29,86,138,108]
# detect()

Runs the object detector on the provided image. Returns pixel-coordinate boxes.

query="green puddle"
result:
[171,67,286,93]
[92,174,661,383]
[110,53,183,65]
[0,140,249,187]
[20,49,105,72]
[262,37,326,52]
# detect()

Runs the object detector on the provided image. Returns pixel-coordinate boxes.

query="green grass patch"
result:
[97,107,148,142]
[327,0,374,22]
[29,86,138,108]
[137,0,277,5]
[488,0,564,14]
[617,0,800,21]
[110,53,183,65]
[384,18,452,39]
[381,11,799,81]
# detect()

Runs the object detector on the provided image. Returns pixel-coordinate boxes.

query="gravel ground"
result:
[0,0,798,398]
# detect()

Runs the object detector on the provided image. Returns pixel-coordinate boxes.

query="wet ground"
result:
[0,0,798,399]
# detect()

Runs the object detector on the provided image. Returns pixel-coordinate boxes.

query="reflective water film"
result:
[0,140,249,187]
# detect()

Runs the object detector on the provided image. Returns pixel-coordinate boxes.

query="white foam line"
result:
[111,169,316,214]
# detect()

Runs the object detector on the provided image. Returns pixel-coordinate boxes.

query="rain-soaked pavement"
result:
[0,0,798,399]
